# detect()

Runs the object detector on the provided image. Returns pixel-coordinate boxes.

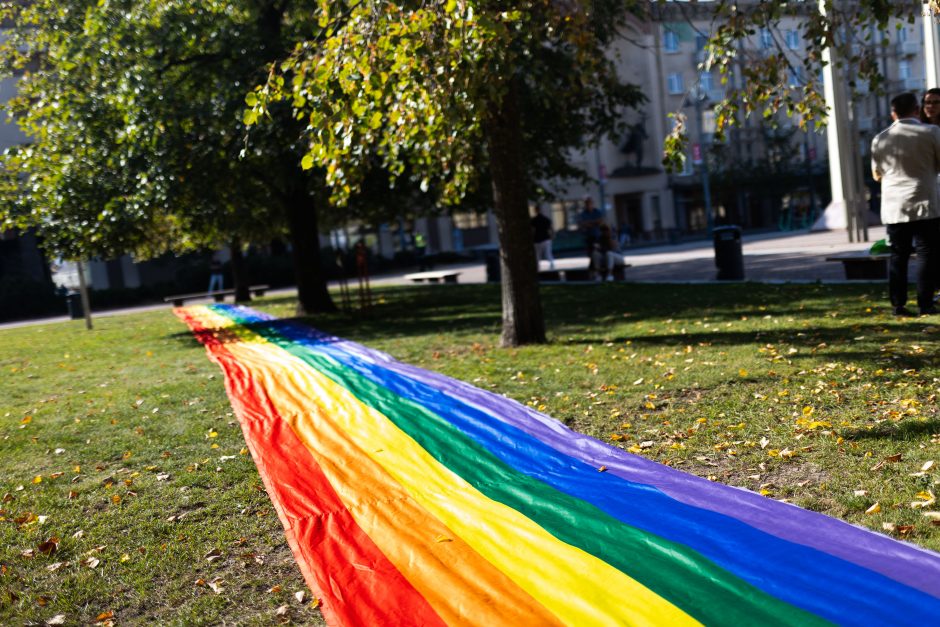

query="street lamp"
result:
[685,87,714,235]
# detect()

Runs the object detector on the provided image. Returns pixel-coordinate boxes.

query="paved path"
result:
[0,227,889,329]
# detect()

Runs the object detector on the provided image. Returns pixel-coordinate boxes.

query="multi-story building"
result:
[538,5,931,247]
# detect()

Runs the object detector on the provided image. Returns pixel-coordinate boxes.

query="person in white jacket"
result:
[871,92,940,316]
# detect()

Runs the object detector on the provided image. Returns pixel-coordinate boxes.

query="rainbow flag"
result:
[177,304,940,626]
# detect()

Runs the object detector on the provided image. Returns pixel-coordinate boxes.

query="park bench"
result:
[825,252,889,280]
[164,284,270,307]
[562,264,631,282]
[404,270,461,284]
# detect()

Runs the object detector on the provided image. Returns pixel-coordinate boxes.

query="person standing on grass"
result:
[532,206,555,270]
[871,92,940,316]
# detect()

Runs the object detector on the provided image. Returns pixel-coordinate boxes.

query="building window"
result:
[788,67,803,87]
[699,71,714,92]
[785,29,800,50]
[452,211,487,229]
[760,28,773,49]
[664,30,679,53]
[899,60,912,80]
[897,26,908,43]
[667,72,684,94]
[695,33,708,51]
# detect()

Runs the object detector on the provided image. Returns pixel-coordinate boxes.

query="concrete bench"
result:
[825,252,888,280]
[404,270,461,284]
[562,265,631,282]
[164,284,270,307]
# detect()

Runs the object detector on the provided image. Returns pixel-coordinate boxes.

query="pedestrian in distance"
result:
[208,255,224,293]
[531,206,555,270]
[871,92,940,316]
[578,197,603,271]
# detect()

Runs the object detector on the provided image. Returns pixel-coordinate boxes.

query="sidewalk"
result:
[1,227,888,330]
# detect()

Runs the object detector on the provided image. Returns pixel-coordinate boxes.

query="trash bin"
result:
[485,250,501,283]
[713,225,744,280]
[66,291,83,319]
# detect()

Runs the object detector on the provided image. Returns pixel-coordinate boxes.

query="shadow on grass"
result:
[841,418,940,441]
[167,283,915,357]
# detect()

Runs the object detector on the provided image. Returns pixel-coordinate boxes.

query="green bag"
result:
[869,238,891,255]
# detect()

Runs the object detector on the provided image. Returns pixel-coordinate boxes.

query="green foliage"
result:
[0,0,311,261]
[247,0,645,207]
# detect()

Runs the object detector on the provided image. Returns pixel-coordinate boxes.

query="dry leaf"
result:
[882,522,896,532]
[854,490,868,497]
[865,502,881,515]
[46,614,67,625]
[294,591,306,604]
[275,605,289,617]
[268,585,282,594]
[46,561,66,572]
[156,474,170,481]
[923,460,935,472]
[81,557,100,569]
[72,530,84,539]
[204,548,223,563]
[95,611,114,623]
[207,578,224,594]
[37,537,59,556]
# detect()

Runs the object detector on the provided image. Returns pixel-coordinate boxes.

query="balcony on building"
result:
[900,77,925,91]
[896,41,920,57]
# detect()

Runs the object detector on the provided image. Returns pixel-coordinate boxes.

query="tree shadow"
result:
[841,418,940,441]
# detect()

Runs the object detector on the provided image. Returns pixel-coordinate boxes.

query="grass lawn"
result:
[2,281,940,624]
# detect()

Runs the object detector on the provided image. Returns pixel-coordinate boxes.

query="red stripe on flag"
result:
[177,309,445,627]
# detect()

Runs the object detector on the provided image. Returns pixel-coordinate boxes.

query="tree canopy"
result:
[247,0,645,345]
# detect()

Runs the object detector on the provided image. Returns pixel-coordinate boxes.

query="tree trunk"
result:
[484,80,546,347]
[286,179,337,315]
[230,237,251,302]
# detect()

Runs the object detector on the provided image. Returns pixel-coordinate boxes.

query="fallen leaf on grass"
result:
[911,490,936,509]
[46,614,67,625]
[71,530,83,539]
[81,557,100,569]
[865,503,881,515]
[269,585,282,594]
[204,548,223,563]
[923,460,935,472]
[37,537,59,556]
[275,605,289,617]
[95,610,113,623]
[156,474,170,481]
[872,454,903,471]
[207,578,224,594]
[46,561,67,572]
[294,591,306,603]
[36,595,50,606]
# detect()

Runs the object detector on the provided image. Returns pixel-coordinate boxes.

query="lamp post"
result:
[686,87,714,235]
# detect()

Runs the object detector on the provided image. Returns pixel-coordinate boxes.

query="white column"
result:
[813,0,866,241]
[924,4,940,88]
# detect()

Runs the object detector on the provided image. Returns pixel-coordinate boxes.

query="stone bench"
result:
[404,270,461,284]
[825,252,889,280]
[164,285,270,307]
